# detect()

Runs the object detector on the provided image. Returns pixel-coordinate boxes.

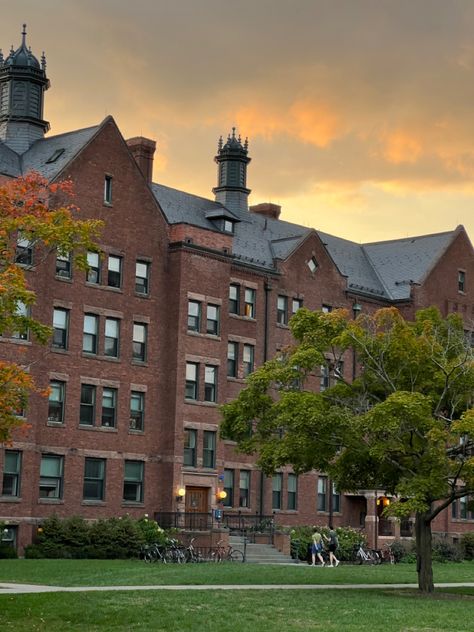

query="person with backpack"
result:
[324,527,340,567]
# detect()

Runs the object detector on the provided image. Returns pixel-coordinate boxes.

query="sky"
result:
[3,0,474,243]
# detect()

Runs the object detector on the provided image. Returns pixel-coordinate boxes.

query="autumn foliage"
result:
[0,173,102,442]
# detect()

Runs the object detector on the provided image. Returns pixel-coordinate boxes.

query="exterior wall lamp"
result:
[176,487,186,502]
[216,490,227,502]
[352,302,362,319]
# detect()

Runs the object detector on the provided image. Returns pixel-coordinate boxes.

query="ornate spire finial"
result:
[244,137,249,151]
[218,135,223,151]
[0,49,3,64]
[41,51,46,70]
[231,126,236,139]
[22,24,27,46]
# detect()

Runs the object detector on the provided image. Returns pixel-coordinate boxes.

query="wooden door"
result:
[185,487,209,530]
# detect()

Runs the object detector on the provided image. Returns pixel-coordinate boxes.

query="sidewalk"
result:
[2,582,474,594]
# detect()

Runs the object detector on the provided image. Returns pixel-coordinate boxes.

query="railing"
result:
[154,511,276,537]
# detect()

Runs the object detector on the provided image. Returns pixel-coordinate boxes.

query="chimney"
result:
[126,137,156,184]
[249,203,281,220]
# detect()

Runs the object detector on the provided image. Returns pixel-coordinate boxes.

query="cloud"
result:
[381,130,423,165]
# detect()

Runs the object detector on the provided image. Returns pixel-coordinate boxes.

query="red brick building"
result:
[1,29,473,552]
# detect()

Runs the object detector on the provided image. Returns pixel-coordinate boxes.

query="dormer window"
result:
[45,148,65,164]
[223,220,234,234]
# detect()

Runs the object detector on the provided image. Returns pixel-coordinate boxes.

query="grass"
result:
[1,588,474,631]
[1,558,474,587]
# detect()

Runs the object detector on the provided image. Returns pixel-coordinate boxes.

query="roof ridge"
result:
[360,245,393,299]
[363,228,456,247]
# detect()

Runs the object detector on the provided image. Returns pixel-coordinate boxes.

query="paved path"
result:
[1,582,474,594]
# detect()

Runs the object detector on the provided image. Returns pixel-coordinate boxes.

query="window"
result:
[223,219,234,233]
[123,460,144,502]
[307,257,318,273]
[459,270,466,293]
[48,381,65,423]
[292,298,303,315]
[227,341,238,377]
[272,473,282,510]
[206,304,220,335]
[243,344,255,377]
[86,252,100,284]
[277,295,288,325]
[15,235,33,266]
[39,455,64,499]
[52,308,69,349]
[322,304,332,313]
[2,450,21,496]
[244,288,256,318]
[317,476,327,511]
[229,284,240,314]
[203,431,216,468]
[83,314,98,354]
[56,251,72,279]
[83,457,106,501]
[204,365,217,403]
[107,255,122,288]
[135,261,150,295]
[239,470,250,508]
[80,384,96,426]
[187,300,201,332]
[46,148,65,163]
[185,362,198,400]
[101,388,117,427]
[332,482,341,513]
[129,391,145,431]
[223,469,234,507]
[288,473,297,510]
[132,323,147,362]
[320,365,330,391]
[104,175,113,204]
[184,429,197,466]
[104,318,120,358]
[12,301,29,340]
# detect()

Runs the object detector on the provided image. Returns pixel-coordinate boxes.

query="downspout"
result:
[260,279,272,516]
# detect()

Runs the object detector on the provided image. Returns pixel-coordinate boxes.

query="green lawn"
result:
[1,558,473,587]
[1,588,474,631]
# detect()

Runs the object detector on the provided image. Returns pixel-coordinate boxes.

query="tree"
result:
[220,306,474,593]
[0,173,102,443]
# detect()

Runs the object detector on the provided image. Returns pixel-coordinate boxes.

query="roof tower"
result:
[212,127,251,216]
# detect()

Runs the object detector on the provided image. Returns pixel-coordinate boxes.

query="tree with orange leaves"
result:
[0,173,102,442]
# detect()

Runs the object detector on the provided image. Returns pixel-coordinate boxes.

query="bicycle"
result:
[352,543,381,565]
[184,537,204,563]
[141,542,167,563]
[211,539,244,562]
[378,543,395,564]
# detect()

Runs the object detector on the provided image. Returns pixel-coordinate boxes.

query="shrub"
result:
[461,532,474,561]
[0,543,18,559]
[432,538,463,563]
[388,539,414,563]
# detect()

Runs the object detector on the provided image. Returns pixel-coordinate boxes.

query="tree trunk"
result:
[415,510,434,593]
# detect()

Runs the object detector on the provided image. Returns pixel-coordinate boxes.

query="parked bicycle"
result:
[211,539,244,562]
[378,543,396,564]
[184,537,204,563]
[352,543,381,564]
[141,542,167,563]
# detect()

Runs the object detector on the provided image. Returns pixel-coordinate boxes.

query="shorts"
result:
[311,543,322,554]
[328,543,337,553]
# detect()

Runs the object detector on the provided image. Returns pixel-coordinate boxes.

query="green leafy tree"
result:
[221,306,474,593]
[0,173,102,442]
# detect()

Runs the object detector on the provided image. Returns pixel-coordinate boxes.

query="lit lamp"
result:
[217,490,227,502]
[176,487,186,502]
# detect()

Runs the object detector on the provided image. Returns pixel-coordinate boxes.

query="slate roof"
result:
[0,123,101,180]
[150,181,460,300]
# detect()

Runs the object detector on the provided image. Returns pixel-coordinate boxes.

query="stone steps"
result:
[229,536,296,564]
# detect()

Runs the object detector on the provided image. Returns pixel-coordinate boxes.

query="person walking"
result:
[311,530,325,566]
[324,527,340,567]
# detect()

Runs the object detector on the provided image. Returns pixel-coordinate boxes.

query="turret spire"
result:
[213,127,251,216]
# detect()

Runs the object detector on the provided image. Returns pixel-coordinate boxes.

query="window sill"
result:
[229,314,256,322]
[131,360,148,367]
[135,292,150,299]
[0,496,22,503]
[103,201,113,208]
[82,500,107,506]
[55,276,73,283]
[0,337,31,346]
[85,282,123,294]
[51,347,69,354]
[128,428,145,435]
[78,424,118,432]
[38,498,64,504]
[184,399,218,407]
[122,501,145,507]
[276,323,290,330]
[101,355,121,363]
[227,376,246,383]
[47,421,65,427]
[187,330,222,341]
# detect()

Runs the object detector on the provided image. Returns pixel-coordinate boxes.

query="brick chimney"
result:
[126,137,156,184]
[249,202,281,220]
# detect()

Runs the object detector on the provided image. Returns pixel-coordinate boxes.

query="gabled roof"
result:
[21,124,101,180]
[0,122,102,181]
[151,180,461,300]
[363,229,457,300]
